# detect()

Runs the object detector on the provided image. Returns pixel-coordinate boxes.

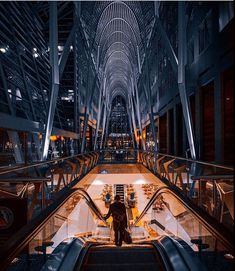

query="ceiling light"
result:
[0,45,9,53]
[92,179,104,185]
[0,48,7,53]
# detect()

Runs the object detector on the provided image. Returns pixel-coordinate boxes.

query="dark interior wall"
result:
[222,68,234,165]
[159,113,167,153]
[168,109,174,154]
[201,82,215,162]
[176,104,183,156]
[190,94,196,132]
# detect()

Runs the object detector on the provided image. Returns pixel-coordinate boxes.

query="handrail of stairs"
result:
[0,188,108,271]
[131,185,234,253]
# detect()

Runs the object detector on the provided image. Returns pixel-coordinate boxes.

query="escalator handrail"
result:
[0,188,107,271]
[76,188,104,219]
[151,236,207,271]
[75,189,109,227]
[131,185,234,253]
[75,243,97,271]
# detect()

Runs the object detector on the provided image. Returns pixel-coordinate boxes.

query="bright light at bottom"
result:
[92,179,104,185]
[134,179,146,184]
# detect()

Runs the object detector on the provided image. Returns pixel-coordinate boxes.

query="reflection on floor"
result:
[38,164,211,254]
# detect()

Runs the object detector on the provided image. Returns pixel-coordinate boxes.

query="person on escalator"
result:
[104,195,127,246]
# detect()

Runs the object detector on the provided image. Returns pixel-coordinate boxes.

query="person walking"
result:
[104,195,127,246]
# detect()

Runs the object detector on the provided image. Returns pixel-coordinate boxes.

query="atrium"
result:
[0,1,234,271]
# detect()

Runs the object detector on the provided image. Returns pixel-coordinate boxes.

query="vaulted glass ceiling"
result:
[81,1,155,104]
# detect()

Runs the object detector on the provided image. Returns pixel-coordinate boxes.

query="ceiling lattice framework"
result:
[82,1,155,104]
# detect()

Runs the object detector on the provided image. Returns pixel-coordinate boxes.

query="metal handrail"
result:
[0,188,108,271]
[76,188,109,227]
[0,177,49,183]
[0,151,99,176]
[131,185,234,253]
[191,175,234,180]
[140,150,234,171]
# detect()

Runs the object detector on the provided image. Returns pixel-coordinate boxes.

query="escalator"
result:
[81,245,161,271]
[114,184,125,202]
[0,187,233,271]
[40,236,205,271]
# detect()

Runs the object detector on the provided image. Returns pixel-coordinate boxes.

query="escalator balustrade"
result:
[1,185,233,271]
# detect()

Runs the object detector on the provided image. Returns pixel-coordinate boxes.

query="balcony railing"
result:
[139,151,234,234]
[98,148,138,164]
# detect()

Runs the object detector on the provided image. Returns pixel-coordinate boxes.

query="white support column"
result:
[178,1,196,159]
[155,15,178,75]
[103,108,111,149]
[137,46,142,74]
[94,86,103,150]
[42,2,59,160]
[127,105,136,149]
[74,4,81,152]
[100,103,107,150]
[133,77,145,150]
[96,45,100,72]
[59,25,76,78]
[130,95,139,148]
[81,108,89,153]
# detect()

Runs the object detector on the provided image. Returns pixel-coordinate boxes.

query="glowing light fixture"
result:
[134,179,146,185]
[0,45,9,53]
[0,48,7,53]
[50,135,57,141]
[33,48,39,58]
[92,179,104,186]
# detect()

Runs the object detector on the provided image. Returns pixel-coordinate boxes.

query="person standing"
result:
[104,195,127,246]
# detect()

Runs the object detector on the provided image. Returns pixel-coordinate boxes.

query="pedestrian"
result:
[104,195,127,246]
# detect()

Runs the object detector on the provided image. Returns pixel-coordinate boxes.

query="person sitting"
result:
[128,192,136,208]
[104,192,111,207]
[104,195,127,246]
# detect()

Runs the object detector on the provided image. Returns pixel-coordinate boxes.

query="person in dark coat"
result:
[104,195,127,246]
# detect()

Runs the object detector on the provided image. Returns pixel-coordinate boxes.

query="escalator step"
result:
[191,239,202,244]
[86,250,156,264]
[83,263,157,271]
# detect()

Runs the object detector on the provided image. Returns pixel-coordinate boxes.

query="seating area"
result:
[101,184,113,208]
[141,184,158,199]
[126,184,137,208]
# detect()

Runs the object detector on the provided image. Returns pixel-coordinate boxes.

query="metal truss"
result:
[0,1,205,160]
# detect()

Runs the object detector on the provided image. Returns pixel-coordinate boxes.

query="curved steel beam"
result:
[97,18,139,48]
[100,41,137,68]
[95,1,142,44]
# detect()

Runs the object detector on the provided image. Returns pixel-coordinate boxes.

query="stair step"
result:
[86,249,156,264]
[84,263,157,271]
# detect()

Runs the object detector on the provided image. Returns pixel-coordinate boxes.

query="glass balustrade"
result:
[4,190,111,271]
[130,188,233,271]
[139,151,234,233]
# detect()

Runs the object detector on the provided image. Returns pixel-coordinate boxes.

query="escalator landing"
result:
[80,243,165,271]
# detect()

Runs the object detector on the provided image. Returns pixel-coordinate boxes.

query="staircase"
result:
[81,245,164,271]
[115,184,125,202]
